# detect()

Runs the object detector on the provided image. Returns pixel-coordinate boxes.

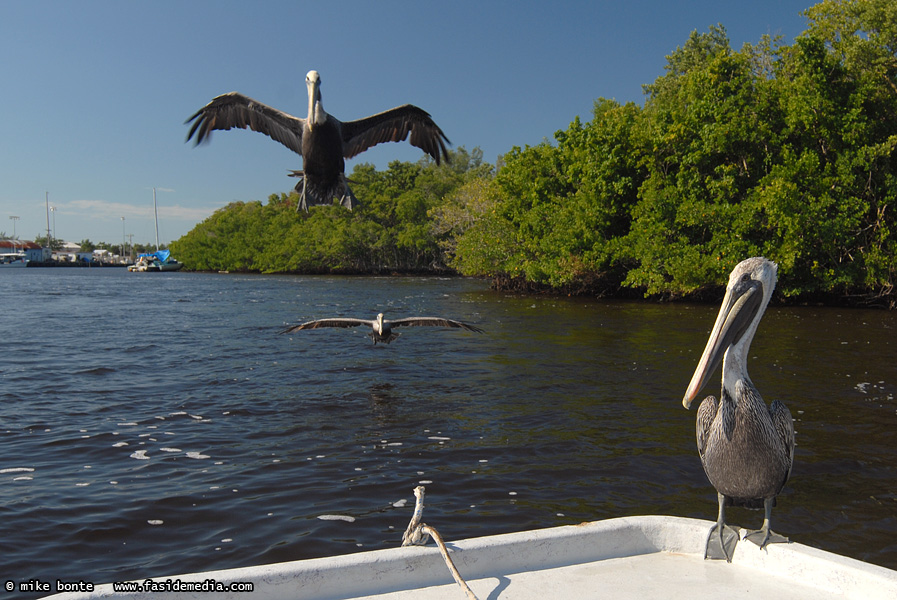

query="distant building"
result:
[0,239,47,262]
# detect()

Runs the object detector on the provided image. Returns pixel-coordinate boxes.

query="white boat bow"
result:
[44,515,897,600]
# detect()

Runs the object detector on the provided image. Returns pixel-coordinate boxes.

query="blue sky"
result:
[1,0,813,245]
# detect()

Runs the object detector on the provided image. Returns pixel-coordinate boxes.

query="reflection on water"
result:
[0,269,895,595]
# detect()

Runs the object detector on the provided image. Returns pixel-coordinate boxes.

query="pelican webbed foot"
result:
[742,496,789,549]
[705,492,738,562]
[338,180,358,210]
[292,174,310,213]
[338,192,357,210]
[742,527,789,549]
[706,522,740,562]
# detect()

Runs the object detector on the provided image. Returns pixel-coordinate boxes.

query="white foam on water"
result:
[392,499,407,508]
[159,448,181,453]
[118,422,138,426]
[147,520,163,525]
[130,450,150,460]
[428,436,451,441]
[112,442,128,447]
[186,452,210,459]
[0,467,35,474]
[317,514,355,522]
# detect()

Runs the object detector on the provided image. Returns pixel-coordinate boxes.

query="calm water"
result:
[1,268,895,595]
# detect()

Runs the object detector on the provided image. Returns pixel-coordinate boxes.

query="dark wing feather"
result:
[340,105,450,163]
[770,399,795,488]
[696,395,719,462]
[281,318,373,334]
[388,317,484,333]
[186,92,305,155]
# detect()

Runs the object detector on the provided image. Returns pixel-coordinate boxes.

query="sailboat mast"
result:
[45,191,51,249]
[153,187,160,250]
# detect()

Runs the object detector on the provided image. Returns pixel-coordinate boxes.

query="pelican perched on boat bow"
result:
[186,70,450,211]
[682,257,794,562]
[281,313,484,345]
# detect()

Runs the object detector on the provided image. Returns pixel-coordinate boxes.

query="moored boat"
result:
[127,188,183,272]
[127,250,182,272]
[0,252,28,267]
[42,515,897,600]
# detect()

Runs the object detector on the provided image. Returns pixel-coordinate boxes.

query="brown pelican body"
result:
[281,313,484,345]
[683,257,794,562]
[186,70,450,211]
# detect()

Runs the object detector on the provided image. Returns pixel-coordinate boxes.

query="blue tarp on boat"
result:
[137,250,170,262]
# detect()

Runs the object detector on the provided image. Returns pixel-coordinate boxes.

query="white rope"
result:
[401,486,479,600]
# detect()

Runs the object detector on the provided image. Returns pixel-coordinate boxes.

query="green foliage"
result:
[171,148,491,274]
[30,235,64,250]
[449,1,897,305]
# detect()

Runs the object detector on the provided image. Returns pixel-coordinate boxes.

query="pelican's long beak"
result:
[682,280,763,409]
[306,70,321,128]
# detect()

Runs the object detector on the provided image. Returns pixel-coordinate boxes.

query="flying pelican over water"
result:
[186,70,450,211]
[682,257,794,562]
[281,313,484,345]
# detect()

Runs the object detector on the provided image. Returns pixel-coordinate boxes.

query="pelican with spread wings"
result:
[281,313,484,345]
[186,70,450,211]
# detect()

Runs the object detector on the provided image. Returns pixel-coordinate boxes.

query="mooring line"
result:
[401,485,479,600]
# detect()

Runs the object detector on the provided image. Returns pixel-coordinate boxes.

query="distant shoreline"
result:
[24,261,127,268]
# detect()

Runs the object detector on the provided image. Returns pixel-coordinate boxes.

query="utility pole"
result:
[45,192,51,250]
[153,187,160,250]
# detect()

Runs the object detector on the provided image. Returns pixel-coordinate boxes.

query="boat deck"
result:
[355,551,828,600]
[47,516,897,600]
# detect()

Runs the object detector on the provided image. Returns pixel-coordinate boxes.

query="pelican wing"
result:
[770,399,795,486]
[340,105,450,163]
[389,317,484,333]
[281,317,373,334]
[695,395,719,462]
[186,92,305,155]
